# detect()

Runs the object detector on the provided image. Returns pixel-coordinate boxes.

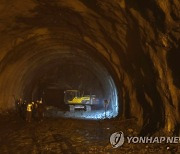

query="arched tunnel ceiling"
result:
[0,33,119,119]
[0,0,179,134]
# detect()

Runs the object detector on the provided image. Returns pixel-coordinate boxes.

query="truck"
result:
[64,90,98,112]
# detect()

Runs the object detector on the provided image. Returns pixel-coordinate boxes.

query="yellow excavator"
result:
[64,90,98,112]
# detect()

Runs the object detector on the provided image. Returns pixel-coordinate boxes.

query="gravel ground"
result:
[0,112,179,154]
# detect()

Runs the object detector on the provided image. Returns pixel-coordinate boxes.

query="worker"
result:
[37,98,45,122]
[14,98,19,113]
[104,99,109,118]
[21,100,27,120]
[17,98,23,118]
[32,101,38,119]
[26,102,33,122]
[104,99,109,107]
[31,102,35,118]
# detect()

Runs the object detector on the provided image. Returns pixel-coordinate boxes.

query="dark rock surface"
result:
[0,0,179,136]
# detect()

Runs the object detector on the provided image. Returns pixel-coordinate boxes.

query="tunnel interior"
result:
[0,0,179,141]
[23,50,119,119]
[0,34,119,119]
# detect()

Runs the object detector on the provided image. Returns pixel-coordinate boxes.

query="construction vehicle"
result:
[64,90,98,112]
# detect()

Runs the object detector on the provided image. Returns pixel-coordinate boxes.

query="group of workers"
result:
[15,98,45,122]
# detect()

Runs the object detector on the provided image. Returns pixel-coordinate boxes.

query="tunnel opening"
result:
[21,54,119,119]
[0,34,121,120]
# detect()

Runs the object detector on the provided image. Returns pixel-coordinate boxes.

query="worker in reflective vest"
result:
[26,102,33,122]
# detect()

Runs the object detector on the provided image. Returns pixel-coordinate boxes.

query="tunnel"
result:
[0,0,179,153]
[0,33,119,119]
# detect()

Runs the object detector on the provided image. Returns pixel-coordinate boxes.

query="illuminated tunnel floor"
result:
[46,109,116,119]
[0,114,173,153]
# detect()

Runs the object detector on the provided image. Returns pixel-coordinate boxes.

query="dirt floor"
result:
[0,112,179,154]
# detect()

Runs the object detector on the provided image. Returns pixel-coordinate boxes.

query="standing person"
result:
[31,102,35,119]
[37,98,45,122]
[13,96,21,114]
[26,102,33,122]
[32,101,38,119]
[104,99,109,118]
[17,98,23,118]
[14,98,19,113]
[21,100,27,120]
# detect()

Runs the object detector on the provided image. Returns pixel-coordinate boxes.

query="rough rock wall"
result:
[0,0,179,134]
